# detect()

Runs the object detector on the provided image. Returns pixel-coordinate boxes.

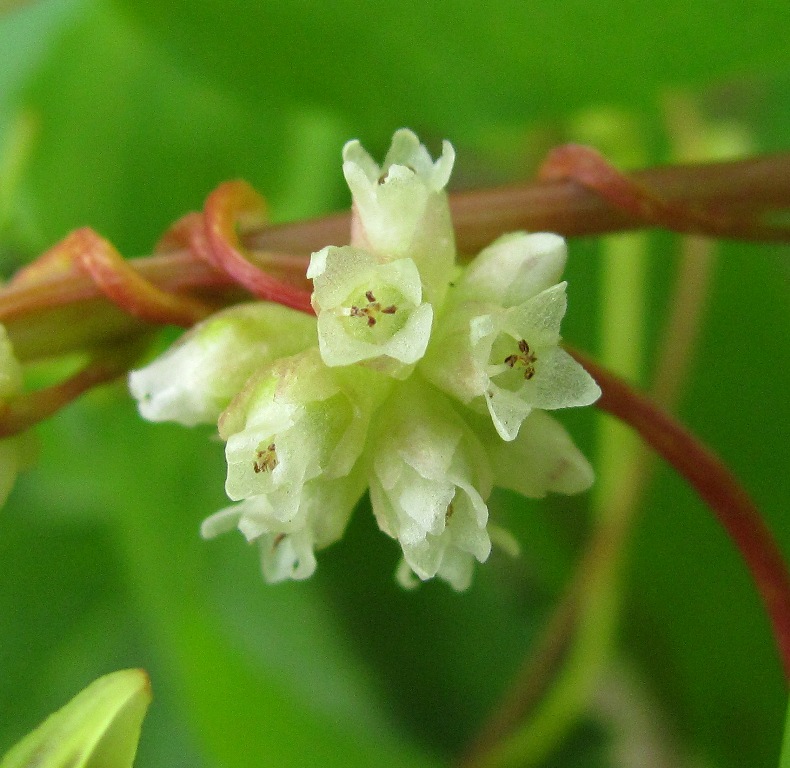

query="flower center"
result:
[504,339,537,380]
[378,164,416,184]
[348,290,398,327]
[253,443,278,474]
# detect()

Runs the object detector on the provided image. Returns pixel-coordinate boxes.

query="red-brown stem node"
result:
[155,211,214,261]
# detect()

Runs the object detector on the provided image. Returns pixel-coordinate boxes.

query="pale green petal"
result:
[310,247,425,310]
[0,670,151,768]
[483,410,595,497]
[502,282,568,348]
[381,129,455,191]
[203,471,365,583]
[220,349,378,510]
[395,558,421,590]
[259,526,318,582]
[341,139,379,182]
[420,301,494,404]
[316,301,433,368]
[218,496,320,583]
[200,505,244,539]
[401,474,491,590]
[485,384,534,441]
[459,232,567,307]
[435,549,477,592]
[489,524,521,557]
[129,302,316,426]
[382,129,428,174]
[523,347,601,411]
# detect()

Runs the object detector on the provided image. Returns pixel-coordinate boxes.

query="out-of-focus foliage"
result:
[0,1,788,767]
[0,669,150,768]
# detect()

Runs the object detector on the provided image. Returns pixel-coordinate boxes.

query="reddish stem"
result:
[8,228,215,327]
[0,346,142,437]
[2,154,788,333]
[202,181,314,313]
[73,228,215,326]
[248,153,790,256]
[572,349,790,680]
[538,144,790,241]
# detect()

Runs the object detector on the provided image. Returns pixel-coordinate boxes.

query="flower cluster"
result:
[130,129,600,589]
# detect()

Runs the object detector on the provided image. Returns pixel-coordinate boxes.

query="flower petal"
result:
[369,381,492,589]
[458,232,567,307]
[524,347,601,411]
[309,246,433,371]
[483,410,595,497]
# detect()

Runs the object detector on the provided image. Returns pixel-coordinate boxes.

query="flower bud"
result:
[129,303,316,426]
[342,128,456,305]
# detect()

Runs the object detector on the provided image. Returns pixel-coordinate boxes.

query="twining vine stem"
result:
[574,349,790,681]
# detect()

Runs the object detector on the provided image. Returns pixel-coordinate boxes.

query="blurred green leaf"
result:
[112,0,790,130]
[0,669,150,768]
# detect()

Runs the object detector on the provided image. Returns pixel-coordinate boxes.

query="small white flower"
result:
[201,471,365,583]
[369,380,492,590]
[219,348,384,519]
[422,232,600,440]
[308,245,433,374]
[129,303,316,426]
[343,128,456,305]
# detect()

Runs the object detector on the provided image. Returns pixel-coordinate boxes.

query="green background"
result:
[0,1,788,766]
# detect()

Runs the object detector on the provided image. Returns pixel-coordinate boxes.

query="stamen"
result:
[348,290,398,327]
[445,502,455,523]
[504,339,538,380]
[253,443,278,473]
